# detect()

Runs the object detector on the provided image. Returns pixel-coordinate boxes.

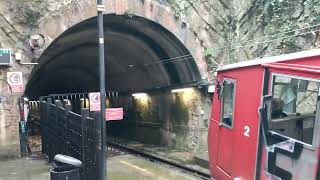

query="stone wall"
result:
[0,0,319,158]
[160,0,320,77]
[108,88,211,158]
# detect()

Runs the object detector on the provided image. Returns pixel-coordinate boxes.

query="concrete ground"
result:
[0,119,201,179]
[107,155,199,180]
[0,154,200,180]
[0,155,51,180]
[108,138,210,175]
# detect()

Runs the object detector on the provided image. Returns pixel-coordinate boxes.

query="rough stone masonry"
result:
[0,0,319,158]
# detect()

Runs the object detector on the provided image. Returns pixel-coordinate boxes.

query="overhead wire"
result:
[142,0,320,67]
[212,29,320,54]
[211,23,320,52]
[143,54,193,66]
[125,23,320,68]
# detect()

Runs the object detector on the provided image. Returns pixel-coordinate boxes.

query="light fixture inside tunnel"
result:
[171,88,194,93]
[132,93,148,97]
[132,93,150,107]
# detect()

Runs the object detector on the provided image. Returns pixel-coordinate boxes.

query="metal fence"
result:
[40,97,99,180]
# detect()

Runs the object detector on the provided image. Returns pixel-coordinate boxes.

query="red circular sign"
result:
[90,94,100,104]
[9,73,21,84]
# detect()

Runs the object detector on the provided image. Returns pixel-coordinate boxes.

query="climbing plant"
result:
[256,0,320,53]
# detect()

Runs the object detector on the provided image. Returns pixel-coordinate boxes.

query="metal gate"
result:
[40,94,99,180]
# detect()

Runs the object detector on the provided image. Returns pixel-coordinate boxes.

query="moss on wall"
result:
[159,0,320,72]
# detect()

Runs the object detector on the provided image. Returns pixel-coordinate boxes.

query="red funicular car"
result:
[208,49,320,180]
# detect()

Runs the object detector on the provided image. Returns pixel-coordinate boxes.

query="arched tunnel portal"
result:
[25,14,202,98]
[25,14,211,166]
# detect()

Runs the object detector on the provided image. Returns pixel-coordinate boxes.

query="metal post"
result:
[18,98,28,157]
[97,1,107,180]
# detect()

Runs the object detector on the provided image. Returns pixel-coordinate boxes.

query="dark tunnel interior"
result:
[24,15,210,171]
[25,14,202,99]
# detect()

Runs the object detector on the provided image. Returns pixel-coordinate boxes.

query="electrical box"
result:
[0,49,11,65]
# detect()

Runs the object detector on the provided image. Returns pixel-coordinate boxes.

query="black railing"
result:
[40,97,99,180]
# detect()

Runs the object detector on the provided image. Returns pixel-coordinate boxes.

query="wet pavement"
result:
[0,155,51,180]
[0,154,201,180]
[107,138,210,175]
[107,155,200,180]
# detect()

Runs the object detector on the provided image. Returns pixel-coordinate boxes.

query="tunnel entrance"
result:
[25,14,202,98]
[25,14,210,173]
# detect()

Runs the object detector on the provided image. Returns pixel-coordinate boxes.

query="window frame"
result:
[269,73,320,148]
[220,78,236,129]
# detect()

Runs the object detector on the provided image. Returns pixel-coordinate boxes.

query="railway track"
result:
[107,141,211,180]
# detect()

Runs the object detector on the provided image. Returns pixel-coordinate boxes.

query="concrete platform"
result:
[0,155,51,180]
[0,154,200,180]
[108,138,210,175]
[107,155,199,180]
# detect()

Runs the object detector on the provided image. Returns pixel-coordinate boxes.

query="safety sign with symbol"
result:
[7,72,23,93]
[89,92,101,111]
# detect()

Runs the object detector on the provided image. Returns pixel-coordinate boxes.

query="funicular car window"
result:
[270,74,320,145]
[220,80,235,128]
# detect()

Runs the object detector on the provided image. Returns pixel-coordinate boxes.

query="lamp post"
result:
[97,1,107,180]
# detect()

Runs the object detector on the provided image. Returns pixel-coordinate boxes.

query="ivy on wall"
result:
[8,0,49,26]
[161,0,320,68]
[256,0,320,53]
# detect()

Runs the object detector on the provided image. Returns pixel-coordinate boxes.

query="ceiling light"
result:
[132,93,148,97]
[171,88,194,93]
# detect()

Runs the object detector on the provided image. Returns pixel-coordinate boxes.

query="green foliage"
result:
[162,0,194,23]
[9,0,49,26]
[125,9,135,18]
[204,48,215,60]
[304,0,320,24]
[255,0,320,53]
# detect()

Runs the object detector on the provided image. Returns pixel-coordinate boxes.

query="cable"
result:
[125,28,318,68]
[211,29,320,54]
[211,23,320,52]
[113,24,320,68]
[143,54,193,66]
[144,56,195,66]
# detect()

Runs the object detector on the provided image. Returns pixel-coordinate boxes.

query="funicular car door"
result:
[215,78,236,178]
[261,62,320,180]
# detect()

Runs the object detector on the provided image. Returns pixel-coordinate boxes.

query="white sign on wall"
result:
[89,92,101,111]
[7,72,23,93]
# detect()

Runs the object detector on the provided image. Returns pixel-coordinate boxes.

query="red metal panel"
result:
[217,127,234,175]
[208,66,264,180]
[263,63,320,74]
[208,120,219,176]
[231,67,264,179]
[281,56,320,67]
[209,53,320,180]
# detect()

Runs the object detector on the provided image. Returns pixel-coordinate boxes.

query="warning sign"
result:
[106,108,123,121]
[89,92,101,111]
[7,72,23,93]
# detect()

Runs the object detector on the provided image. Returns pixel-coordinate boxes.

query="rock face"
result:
[161,0,320,74]
[0,0,319,158]
[0,0,319,82]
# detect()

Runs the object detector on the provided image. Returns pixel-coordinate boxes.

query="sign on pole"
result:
[7,72,23,93]
[0,49,11,65]
[89,92,101,111]
[106,108,123,121]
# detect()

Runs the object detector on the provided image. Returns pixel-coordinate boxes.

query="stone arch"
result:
[35,0,208,80]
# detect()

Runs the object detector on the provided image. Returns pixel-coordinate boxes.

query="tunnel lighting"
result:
[171,88,194,93]
[132,93,148,97]
[132,93,150,106]
[207,85,215,93]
